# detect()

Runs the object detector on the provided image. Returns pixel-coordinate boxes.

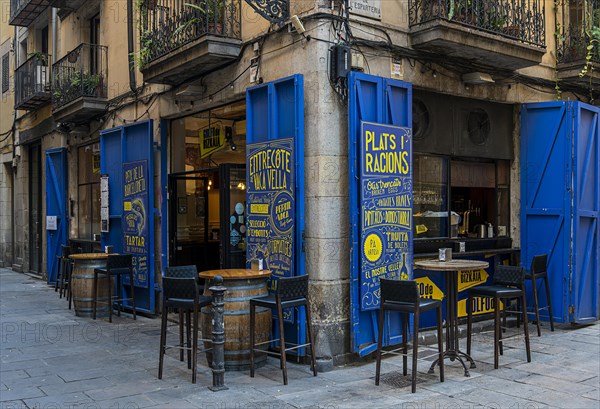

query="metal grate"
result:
[377,371,427,389]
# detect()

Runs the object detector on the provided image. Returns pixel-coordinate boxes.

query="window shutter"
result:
[1,53,9,93]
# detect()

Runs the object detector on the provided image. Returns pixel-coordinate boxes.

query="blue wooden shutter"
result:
[571,103,600,323]
[100,120,156,314]
[246,74,306,353]
[45,148,68,284]
[348,72,412,356]
[521,102,571,323]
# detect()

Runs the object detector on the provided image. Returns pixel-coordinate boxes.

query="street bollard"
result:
[208,275,228,391]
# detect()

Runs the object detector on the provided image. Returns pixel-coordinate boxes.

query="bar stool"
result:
[375,278,444,393]
[54,245,72,302]
[467,265,531,369]
[525,254,554,336]
[158,271,212,383]
[249,275,317,385]
[92,254,136,323]
[163,266,206,369]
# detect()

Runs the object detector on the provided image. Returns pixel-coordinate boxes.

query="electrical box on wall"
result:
[351,52,365,71]
[330,45,351,81]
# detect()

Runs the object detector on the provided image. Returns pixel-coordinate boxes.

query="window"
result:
[413,154,510,239]
[1,53,8,93]
[413,155,448,239]
[77,142,101,238]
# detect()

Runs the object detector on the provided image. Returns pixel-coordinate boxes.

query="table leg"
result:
[428,269,476,377]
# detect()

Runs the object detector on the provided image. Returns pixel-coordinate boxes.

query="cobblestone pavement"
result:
[1,267,598,409]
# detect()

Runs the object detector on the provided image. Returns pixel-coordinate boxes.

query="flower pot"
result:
[208,23,223,35]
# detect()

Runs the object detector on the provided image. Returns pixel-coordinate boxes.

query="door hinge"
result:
[568,305,575,315]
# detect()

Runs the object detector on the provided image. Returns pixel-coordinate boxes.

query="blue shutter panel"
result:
[46,148,68,284]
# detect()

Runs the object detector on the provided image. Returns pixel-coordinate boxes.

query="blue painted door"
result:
[348,72,412,356]
[246,74,306,353]
[45,148,68,284]
[571,104,599,323]
[521,101,599,324]
[100,120,156,314]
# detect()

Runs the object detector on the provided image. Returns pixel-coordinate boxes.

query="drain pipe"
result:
[51,7,57,65]
[127,0,137,93]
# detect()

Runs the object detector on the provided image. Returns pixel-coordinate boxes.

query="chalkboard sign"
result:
[122,160,149,288]
[360,122,413,310]
[246,138,295,321]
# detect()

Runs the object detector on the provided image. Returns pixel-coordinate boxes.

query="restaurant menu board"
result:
[246,139,295,321]
[360,122,413,310]
[122,160,149,288]
[100,175,109,232]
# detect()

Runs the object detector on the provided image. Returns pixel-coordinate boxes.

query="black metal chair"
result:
[54,245,72,303]
[525,254,554,336]
[467,265,531,369]
[158,267,212,384]
[92,254,136,323]
[249,275,317,385]
[375,278,444,393]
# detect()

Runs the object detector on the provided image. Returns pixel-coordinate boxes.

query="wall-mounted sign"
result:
[46,216,57,231]
[350,0,381,20]
[200,122,225,158]
[122,161,149,288]
[100,174,110,233]
[246,138,295,321]
[360,121,413,310]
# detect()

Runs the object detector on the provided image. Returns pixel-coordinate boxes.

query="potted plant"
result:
[175,1,224,36]
[448,0,478,25]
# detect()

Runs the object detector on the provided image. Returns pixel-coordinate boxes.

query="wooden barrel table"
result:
[200,269,272,371]
[70,253,113,318]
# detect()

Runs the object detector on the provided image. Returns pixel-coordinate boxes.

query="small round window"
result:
[412,99,430,141]
[467,109,490,145]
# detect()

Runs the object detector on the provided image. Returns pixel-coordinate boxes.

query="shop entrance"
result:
[167,101,247,272]
[168,164,247,272]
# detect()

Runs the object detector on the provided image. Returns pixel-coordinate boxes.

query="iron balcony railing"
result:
[139,0,242,67]
[557,0,600,64]
[14,52,50,109]
[409,0,546,47]
[52,43,108,110]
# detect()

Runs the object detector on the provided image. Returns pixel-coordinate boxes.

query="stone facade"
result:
[0,0,594,366]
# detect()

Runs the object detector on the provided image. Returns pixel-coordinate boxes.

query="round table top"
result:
[415,259,489,271]
[199,269,272,280]
[69,253,112,261]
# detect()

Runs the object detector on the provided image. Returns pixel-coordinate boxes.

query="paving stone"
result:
[0,386,46,402]
[144,398,199,408]
[0,401,29,409]
[93,394,157,409]
[3,374,65,391]
[22,391,93,409]
[0,370,29,382]
[516,373,598,396]
[37,376,112,396]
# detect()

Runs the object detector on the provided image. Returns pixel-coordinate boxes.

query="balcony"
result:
[9,0,50,26]
[47,0,86,18]
[556,0,600,86]
[139,0,242,85]
[409,0,546,70]
[15,52,51,111]
[52,44,108,124]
